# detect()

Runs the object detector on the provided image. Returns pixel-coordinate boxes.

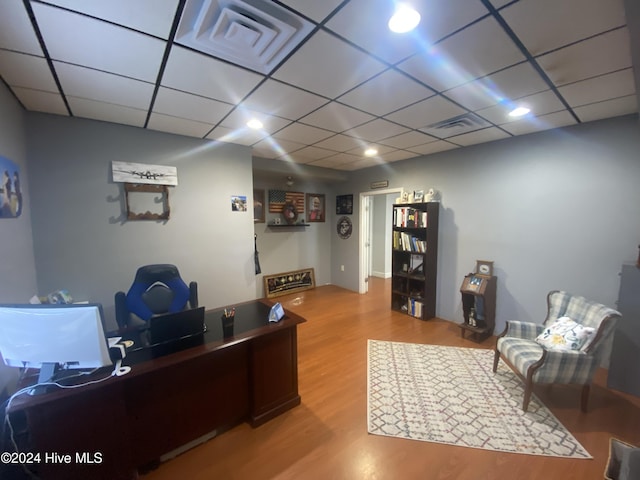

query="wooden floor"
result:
[142,278,640,480]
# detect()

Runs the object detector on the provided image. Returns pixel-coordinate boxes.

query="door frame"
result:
[358,188,403,294]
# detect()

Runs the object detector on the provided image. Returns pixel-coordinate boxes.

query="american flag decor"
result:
[269,190,305,213]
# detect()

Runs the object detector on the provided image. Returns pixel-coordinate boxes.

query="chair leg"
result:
[522,381,533,412]
[492,349,500,373]
[581,384,590,413]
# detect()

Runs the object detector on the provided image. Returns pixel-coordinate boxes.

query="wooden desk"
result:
[5,300,305,480]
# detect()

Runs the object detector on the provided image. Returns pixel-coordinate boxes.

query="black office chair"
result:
[115,264,198,329]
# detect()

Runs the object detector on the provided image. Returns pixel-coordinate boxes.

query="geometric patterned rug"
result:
[367,340,592,458]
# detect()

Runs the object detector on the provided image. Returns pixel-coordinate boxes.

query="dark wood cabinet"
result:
[458,274,497,340]
[390,202,439,320]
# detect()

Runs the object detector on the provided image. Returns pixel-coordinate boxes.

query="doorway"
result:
[358,188,403,294]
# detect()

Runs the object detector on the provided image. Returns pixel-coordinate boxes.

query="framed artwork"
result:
[253,189,265,223]
[336,194,353,215]
[231,195,247,211]
[306,193,325,222]
[264,268,315,298]
[0,156,22,218]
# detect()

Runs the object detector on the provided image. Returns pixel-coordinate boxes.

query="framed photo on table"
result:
[306,193,325,222]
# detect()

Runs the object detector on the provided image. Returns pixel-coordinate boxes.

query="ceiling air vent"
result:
[423,113,490,138]
[176,0,314,75]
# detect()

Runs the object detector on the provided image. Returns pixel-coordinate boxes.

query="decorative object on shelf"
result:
[401,191,409,203]
[414,190,424,202]
[337,216,353,239]
[112,161,178,186]
[269,189,304,213]
[476,260,494,277]
[0,156,22,218]
[231,195,247,211]
[264,268,315,298]
[424,188,441,202]
[282,202,298,224]
[306,193,325,222]
[336,194,353,214]
[124,183,170,220]
[253,189,264,223]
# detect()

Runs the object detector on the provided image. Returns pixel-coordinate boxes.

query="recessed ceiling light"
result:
[247,118,263,129]
[388,4,421,33]
[364,148,378,157]
[508,107,531,117]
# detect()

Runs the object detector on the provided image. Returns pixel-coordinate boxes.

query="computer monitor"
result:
[0,303,112,389]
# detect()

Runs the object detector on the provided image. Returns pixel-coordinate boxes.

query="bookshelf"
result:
[391,202,439,320]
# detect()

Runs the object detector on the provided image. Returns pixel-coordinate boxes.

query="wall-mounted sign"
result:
[370,180,389,189]
[112,161,178,186]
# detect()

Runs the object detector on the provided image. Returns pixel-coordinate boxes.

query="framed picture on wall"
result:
[336,194,353,215]
[306,193,325,222]
[253,189,265,223]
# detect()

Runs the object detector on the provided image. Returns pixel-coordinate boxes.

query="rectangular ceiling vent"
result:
[423,113,490,138]
[176,0,314,75]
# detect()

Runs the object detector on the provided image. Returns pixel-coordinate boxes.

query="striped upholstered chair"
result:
[493,290,621,412]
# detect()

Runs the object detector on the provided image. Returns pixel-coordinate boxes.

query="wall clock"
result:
[476,260,494,277]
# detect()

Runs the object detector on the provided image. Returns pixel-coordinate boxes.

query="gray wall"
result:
[334,114,640,334]
[0,82,37,302]
[26,113,256,331]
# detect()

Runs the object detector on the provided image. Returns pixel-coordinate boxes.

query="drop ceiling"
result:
[0,0,638,171]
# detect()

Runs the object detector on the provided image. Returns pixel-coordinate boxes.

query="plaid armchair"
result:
[493,290,621,412]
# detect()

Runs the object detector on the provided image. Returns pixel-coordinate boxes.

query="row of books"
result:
[393,231,427,252]
[407,298,423,318]
[393,207,428,228]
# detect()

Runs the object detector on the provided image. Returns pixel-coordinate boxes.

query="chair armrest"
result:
[503,321,545,340]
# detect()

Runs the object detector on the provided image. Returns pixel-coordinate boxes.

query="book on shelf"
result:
[393,207,428,228]
[407,298,423,318]
[393,231,427,252]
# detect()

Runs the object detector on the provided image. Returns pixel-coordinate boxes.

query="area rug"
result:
[367,340,591,458]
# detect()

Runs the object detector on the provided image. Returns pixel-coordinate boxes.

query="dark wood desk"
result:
[5,300,305,480]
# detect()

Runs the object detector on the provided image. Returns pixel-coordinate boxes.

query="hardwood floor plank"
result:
[142,278,640,480]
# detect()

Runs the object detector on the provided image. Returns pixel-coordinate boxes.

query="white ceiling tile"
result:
[307,154,359,168]
[162,46,263,104]
[285,146,337,162]
[326,0,488,64]
[252,137,306,156]
[386,96,467,129]
[206,125,269,145]
[397,17,524,92]
[479,62,550,104]
[148,113,213,138]
[501,0,627,56]
[489,0,513,8]
[341,119,410,142]
[0,51,57,92]
[377,150,418,163]
[558,69,636,108]
[240,80,328,121]
[54,62,155,110]
[67,97,147,127]
[501,110,577,136]
[153,87,233,125]
[277,0,344,23]
[448,127,511,146]
[273,123,335,145]
[299,101,375,133]
[379,131,439,149]
[33,3,166,82]
[477,90,566,125]
[0,0,43,55]
[334,157,385,170]
[43,0,179,38]
[272,30,387,99]
[407,140,459,155]
[574,95,638,123]
[338,69,436,117]
[314,134,366,152]
[537,28,632,87]
[11,87,68,115]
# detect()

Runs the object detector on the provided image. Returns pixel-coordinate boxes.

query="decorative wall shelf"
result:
[267,223,310,228]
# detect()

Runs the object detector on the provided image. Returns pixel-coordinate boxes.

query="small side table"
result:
[458,274,497,341]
